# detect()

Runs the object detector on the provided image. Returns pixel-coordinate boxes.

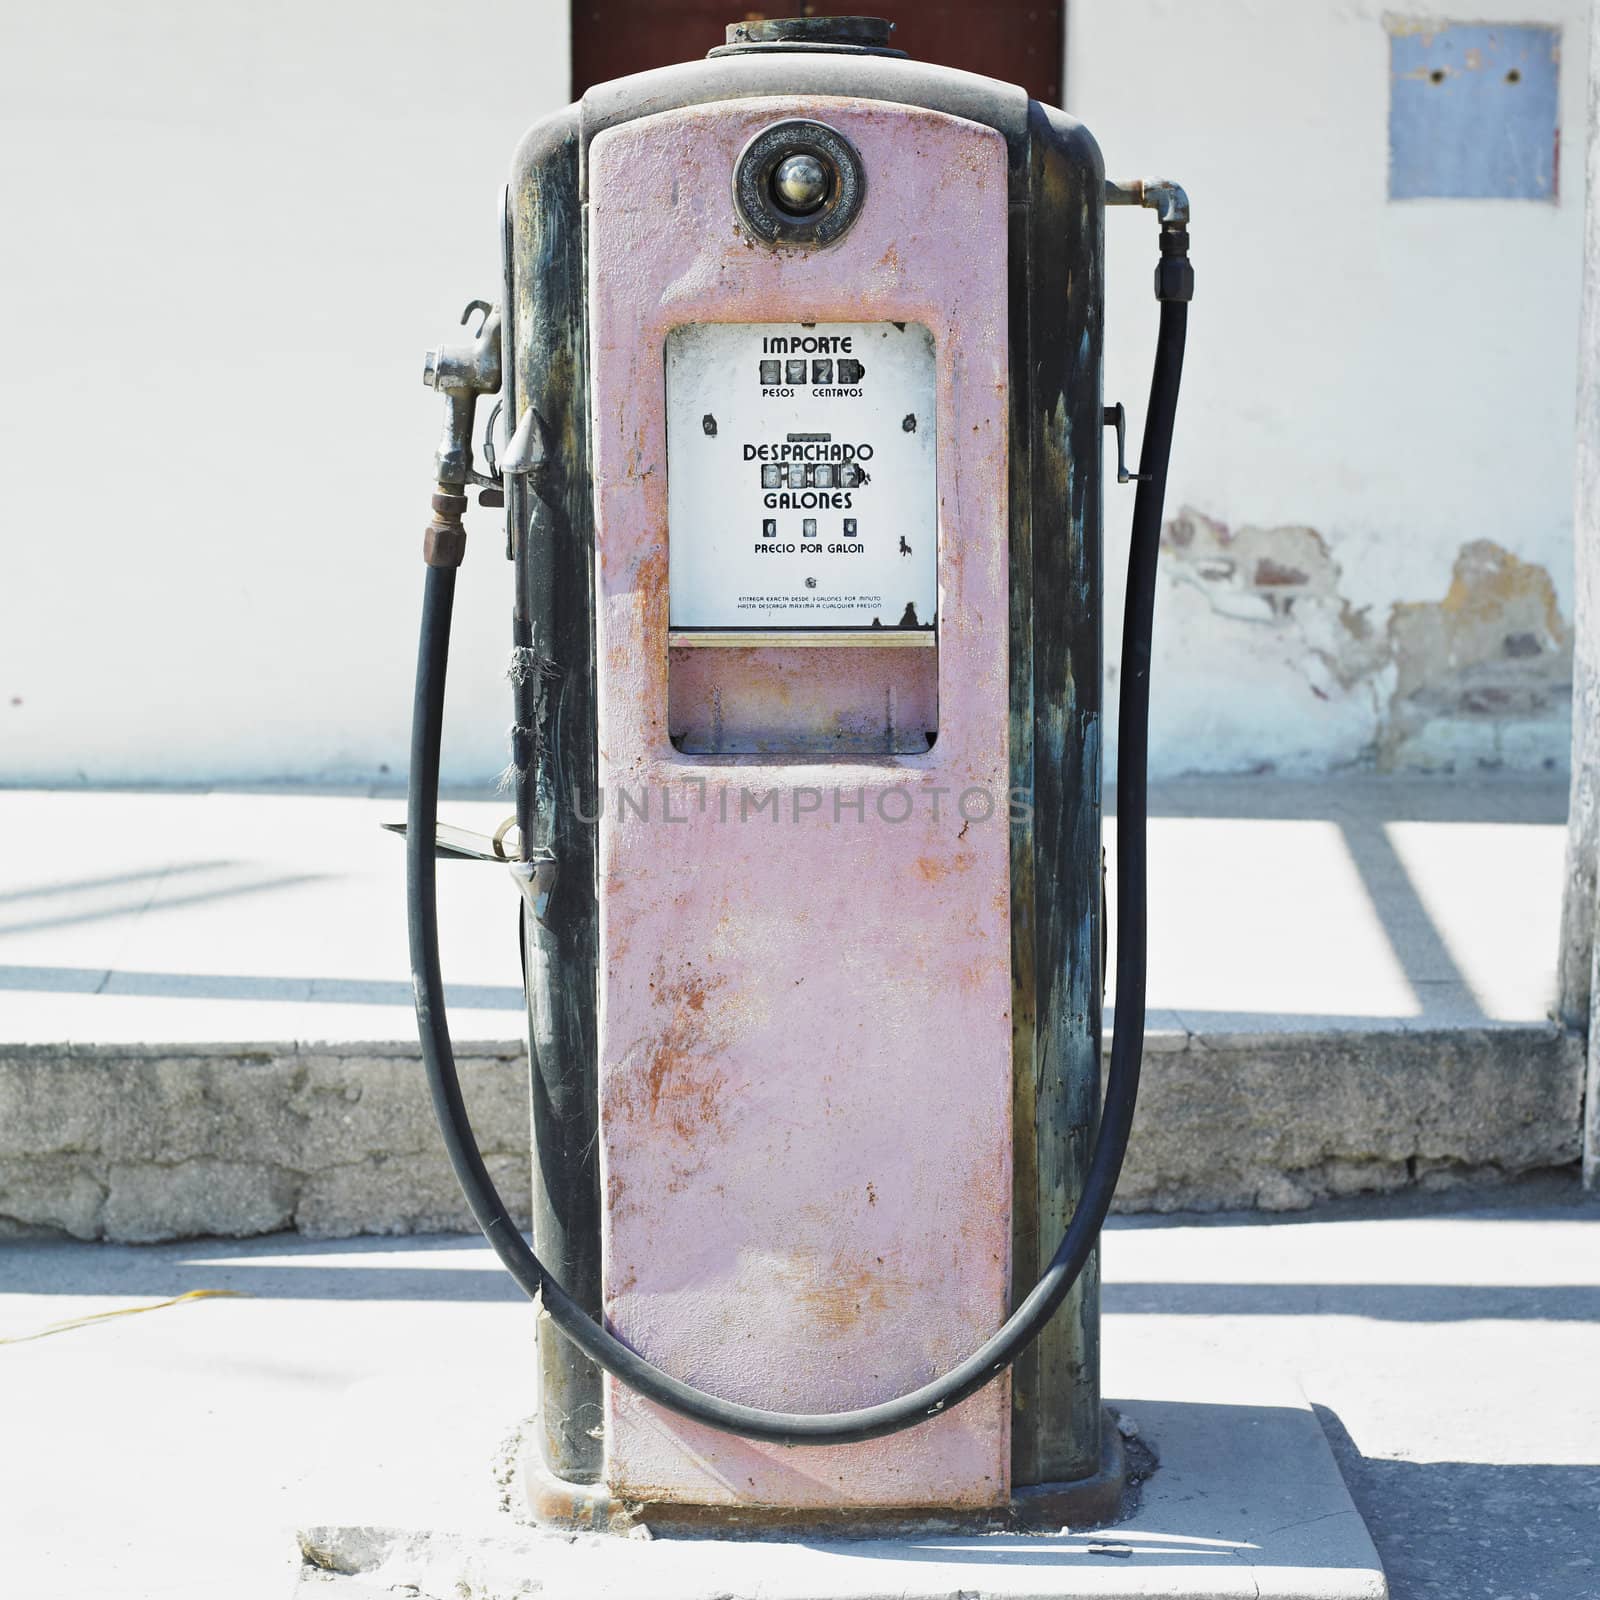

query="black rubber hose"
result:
[408,297,1187,1448]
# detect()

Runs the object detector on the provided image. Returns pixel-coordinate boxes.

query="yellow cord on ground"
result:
[0,1288,248,1345]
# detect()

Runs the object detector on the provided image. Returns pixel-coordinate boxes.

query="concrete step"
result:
[0,1021,1582,1242]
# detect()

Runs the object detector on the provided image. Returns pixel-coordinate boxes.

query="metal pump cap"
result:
[725,16,892,48]
[713,16,904,58]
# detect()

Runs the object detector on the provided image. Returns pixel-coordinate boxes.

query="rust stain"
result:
[641,1046,725,1138]
[914,853,975,883]
[956,956,992,993]
[634,544,670,646]
[954,1127,1011,1272]
[793,1249,905,1335]
[612,965,733,1145]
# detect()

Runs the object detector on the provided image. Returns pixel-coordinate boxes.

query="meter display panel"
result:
[666,321,938,633]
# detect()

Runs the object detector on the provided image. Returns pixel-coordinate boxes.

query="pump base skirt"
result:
[521,1419,1127,1537]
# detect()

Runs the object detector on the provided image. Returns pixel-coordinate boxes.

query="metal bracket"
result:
[501,406,544,477]
[477,398,505,507]
[381,817,520,862]
[509,856,559,926]
[1103,403,1148,485]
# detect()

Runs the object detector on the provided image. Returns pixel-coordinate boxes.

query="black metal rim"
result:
[733,119,866,248]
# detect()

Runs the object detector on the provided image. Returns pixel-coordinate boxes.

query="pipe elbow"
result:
[1106,178,1190,228]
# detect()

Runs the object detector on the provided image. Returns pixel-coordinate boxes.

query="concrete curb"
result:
[0,1024,1583,1241]
[1120,1020,1585,1212]
[0,1039,533,1241]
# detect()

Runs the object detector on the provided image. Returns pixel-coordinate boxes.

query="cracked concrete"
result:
[1116,1022,1583,1215]
[0,1042,533,1241]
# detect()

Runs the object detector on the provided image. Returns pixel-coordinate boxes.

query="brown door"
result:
[572,5,1064,108]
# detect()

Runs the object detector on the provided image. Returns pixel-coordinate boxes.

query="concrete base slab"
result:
[294,1374,1386,1599]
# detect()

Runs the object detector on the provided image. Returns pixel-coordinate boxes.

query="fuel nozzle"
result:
[421,299,503,567]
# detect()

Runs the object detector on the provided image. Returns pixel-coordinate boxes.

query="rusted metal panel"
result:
[667,643,938,755]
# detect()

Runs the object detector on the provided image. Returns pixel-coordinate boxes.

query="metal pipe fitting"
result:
[1105,177,1190,229]
[1107,180,1194,304]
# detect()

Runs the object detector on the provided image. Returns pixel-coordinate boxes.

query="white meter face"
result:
[665,321,938,633]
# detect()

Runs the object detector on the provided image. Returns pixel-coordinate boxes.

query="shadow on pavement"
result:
[1314,1405,1600,1600]
[1104,1173,1596,1229]
[1,1233,524,1303]
[1103,1281,1600,1322]
[0,963,523,1009]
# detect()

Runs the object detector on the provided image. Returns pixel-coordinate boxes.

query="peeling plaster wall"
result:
[1157,511,1573,771]
[1072,0,1587,778]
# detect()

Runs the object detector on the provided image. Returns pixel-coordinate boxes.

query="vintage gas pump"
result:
[408,15,1191,1530]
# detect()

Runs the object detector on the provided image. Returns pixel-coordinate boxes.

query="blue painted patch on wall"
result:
[1389,22,1560,201]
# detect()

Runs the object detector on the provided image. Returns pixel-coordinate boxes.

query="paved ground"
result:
[2,774,1588,1592]
[0,787,524,1045]
[1113,774,1567,1035]
[0,775,1569,1045]
[2,1181,1594,1599]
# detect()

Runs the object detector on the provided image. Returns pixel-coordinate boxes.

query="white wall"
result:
[1,1,570,785]
[1,3,1586,784]
[1078,0,1587,776]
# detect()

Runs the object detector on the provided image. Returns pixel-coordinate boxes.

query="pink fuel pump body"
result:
[411,0,1192,1529]
[589,99,1015,1508]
